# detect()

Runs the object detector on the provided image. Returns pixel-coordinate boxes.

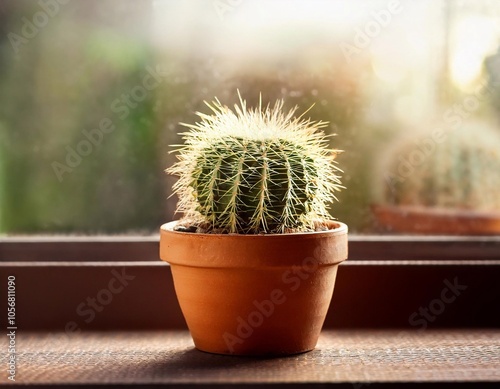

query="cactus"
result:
[383,121,500,211]
[168,95,343,234]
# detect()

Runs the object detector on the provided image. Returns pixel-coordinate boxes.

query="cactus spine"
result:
[168,95,343,234]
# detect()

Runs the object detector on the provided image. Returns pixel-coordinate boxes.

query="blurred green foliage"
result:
[0,1,164,233]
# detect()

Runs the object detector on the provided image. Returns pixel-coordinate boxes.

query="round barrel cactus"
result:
[168,96,343,234]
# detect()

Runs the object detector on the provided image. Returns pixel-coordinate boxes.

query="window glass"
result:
[1,0,499,235]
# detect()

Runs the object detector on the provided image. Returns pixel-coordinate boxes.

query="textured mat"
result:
[3,330,500,385]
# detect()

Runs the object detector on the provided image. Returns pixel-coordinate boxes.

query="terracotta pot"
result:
[159,220,348,356]
[372,204,500,235]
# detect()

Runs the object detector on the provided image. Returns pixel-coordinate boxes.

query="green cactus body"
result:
[384,122,500,211]
[169,96,342,234]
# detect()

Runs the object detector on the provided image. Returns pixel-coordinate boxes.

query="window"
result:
[1,0,500,235]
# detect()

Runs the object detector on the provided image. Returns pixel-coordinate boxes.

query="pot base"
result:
[194,345,314,357]
[170,263,339,356]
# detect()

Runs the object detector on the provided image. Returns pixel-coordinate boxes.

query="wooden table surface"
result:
[4,329,500,387]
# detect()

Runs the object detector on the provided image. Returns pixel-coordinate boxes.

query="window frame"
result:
[1,234,500,262]
[1,235,499,332]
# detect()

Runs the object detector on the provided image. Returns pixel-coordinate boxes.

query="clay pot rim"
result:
[160,220,348,267]
[160,220,348,238]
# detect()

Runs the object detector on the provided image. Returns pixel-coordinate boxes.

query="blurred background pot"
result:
[373,121,500,235]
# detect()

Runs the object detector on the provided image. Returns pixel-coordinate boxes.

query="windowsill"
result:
[12,329,500,387]
[2,235,500,388]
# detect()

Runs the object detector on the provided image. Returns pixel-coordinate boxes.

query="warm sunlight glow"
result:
[450,16,499,89]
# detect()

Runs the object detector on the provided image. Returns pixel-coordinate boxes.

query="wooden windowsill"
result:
[10,329,500,387]
[2,235,500,389]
